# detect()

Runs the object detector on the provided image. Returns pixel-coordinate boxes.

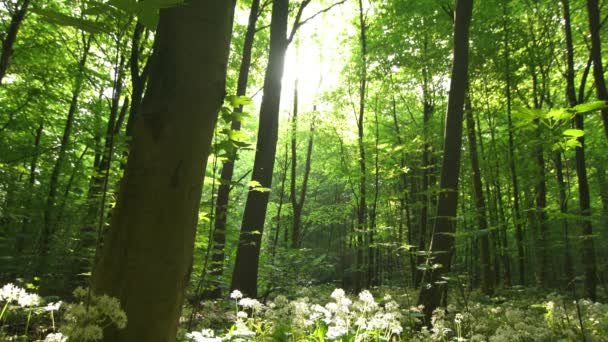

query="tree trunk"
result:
[15,122,43,256]
[38,35,92,273]
[586,0,608,138]
[207,0,260,299]
[353,0,368,292]
[562,0,590,296]
[231,0,289,297]
[290,89,314,249]
[0,0,30,84]
[417,0,473,324]
[465,96,494,295]
[502,0,525,286]
[91,1,235,340]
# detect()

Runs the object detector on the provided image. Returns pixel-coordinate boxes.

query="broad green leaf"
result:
[573,100,607,114]
[226,95,254,108]
[563,128,584,137]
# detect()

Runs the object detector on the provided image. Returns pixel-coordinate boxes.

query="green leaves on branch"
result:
[31,8,107,34]
[32,0,186,34]
[513,101,607,151]
[109,0,185,30]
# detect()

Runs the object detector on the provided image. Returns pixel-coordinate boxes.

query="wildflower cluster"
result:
[187,288,403,341]
[61,287,127,341]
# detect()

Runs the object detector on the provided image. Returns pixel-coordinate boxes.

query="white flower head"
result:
[455,313,464,324]
[186,330,222,342]
[326,324,348,340]
[237,311,248,319]
[18,292,40,307]
[44,332,68,342]
[45,301,63,312]
[230,290,243,300]
[0,283,25,303]
[238,297,262,310]
[330,288,345,300]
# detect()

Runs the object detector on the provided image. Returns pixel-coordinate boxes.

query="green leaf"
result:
[573,101,607,114]
[31,8,107,34]
[226,95,254,108]
[545,108,571,121]
[563,128,584,138]
[513,106,543,121]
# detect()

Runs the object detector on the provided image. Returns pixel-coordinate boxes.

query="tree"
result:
[417,0,473,324]
[91,1,236,340]
[586,0,608,138]
[0,0,31,84]
[230,0,312,297]
[207,0,262,299]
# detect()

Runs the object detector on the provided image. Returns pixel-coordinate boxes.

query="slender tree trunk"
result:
[290,98,314,249]
[207,0,261,299]
[91,1,235,340]
[15,122,43,255]
[125,21,150,139]
[231,0,290,297]
[78,55,127,279]
[367,106,379,286]
[562,0,592,296]
[502,0,525,286]
[416,63,433,287]
[354,0,368,291]
[38,35,92,273]
[465,96,494,295]
[271,136,290,262]
[586,0,608,138]
[0,0,30,85]
[417,0,473,324]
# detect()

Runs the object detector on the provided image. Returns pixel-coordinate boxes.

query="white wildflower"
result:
[18,292,40,307]
[230,290,243,300]
[326,325,348,339]
[330,288,345,300]
[45,301,63,312]
[44,332,67,342]
[237,311,248,319]
[238,297,261,310]
[455,313,464,324]
[0,283,25,302]
[186,330,222,342]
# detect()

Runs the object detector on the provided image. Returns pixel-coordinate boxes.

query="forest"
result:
[0,0,608,340]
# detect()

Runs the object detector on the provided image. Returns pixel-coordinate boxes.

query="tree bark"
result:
[562,0,592,296]
[465,96,494,295]
[417,0,473,324]
[586,0,608,138]
[91,1,235,340]
[231,0,289,297]
[502,0,525,286]
[207,0,261,299]
[0,0,30,85]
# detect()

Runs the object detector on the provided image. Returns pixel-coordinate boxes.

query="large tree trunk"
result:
[417,0,473,325]
[207,0,260,299]
[91,1,235,340]
[231,0,289,297]
[465,96,494,295]
[586,0,608,138]
[0,0,30,84]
